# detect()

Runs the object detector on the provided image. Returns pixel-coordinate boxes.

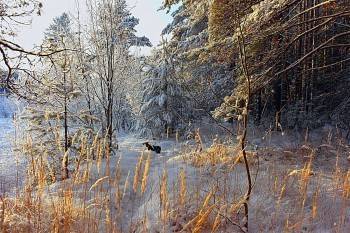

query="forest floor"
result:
[1,120,349,232]
[42,124,350,232]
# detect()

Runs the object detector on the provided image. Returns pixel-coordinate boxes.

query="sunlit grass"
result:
[1,130,349,232]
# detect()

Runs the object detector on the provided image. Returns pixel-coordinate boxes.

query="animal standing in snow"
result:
[143,142,161,154]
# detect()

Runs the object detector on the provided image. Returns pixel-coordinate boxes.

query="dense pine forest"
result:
[0,0,349,232]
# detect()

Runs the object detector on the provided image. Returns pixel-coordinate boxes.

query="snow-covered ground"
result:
[42,134,185,231]
[1,123,349,232]
[0,118,26,194]
[0,95,16,118]
[0,111,348,232]
[0,96,23,194]
[117,134,180,171]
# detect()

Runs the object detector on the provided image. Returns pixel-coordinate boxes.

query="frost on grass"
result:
[2,128,349,232]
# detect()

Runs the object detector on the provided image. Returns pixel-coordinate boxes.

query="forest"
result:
[0,0,350,232]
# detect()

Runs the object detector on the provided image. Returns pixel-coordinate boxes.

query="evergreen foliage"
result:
[162,0,350,131]
[138,45,190,137]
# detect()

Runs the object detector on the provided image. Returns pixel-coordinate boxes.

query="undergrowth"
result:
[0,131,349,233]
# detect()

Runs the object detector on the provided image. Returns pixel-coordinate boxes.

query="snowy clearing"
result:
[0,118,25,194]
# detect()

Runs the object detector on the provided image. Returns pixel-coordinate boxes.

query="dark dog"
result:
[143,142,154,151]
[153,145,161,154]
[143,142,161,154]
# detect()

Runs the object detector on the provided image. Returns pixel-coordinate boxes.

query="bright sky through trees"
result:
[16,0,171,55]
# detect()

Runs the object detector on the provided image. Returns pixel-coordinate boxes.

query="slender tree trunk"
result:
[238,25,253,232]
[62,62,69,180]
[106,33,115,153]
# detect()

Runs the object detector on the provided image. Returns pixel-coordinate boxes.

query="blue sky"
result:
[16,0,172,54]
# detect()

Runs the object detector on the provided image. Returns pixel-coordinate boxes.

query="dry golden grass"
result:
[176,142,258,169]
[1,131,349,233]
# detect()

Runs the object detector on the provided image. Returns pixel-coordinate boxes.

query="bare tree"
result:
[86,0,150,151]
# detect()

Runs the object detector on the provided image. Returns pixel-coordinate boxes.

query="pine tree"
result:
[161,0,235,116]
[139,45,189,137]
[20,13,89,180]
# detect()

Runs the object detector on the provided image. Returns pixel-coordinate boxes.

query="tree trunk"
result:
[62,64,69,180]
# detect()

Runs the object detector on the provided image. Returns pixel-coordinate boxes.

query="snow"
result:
[0,118,26,194]
[92,134,181,182]
[0,96,26,194]
[1,120,350,231]
[246,0,288,27]
[1,109,348,231]
[40,133,187,231]
[0,96,16,118]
